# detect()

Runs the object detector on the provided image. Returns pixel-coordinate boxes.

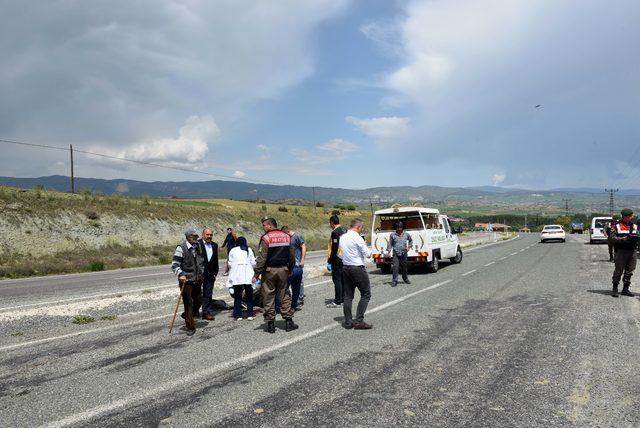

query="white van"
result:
[589,216,612,244]
[370,206,462,273]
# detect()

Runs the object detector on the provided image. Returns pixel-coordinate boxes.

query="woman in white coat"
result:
[226,237,257,320]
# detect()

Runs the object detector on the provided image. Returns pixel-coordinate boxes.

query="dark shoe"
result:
[342,322,353,329]
[403,279,411,284]
[391,281,397,287]
[621,286,633,297]
[180,312,186,319]
[186,329,195,336]
[285,318,299,332]
[266,321,276,334]
[353,322,372,330]
[203,314,215,321]
[612,285,619,297]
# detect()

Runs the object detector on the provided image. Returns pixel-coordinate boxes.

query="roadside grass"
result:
[100,315,117,321]
[10,332,24,337]
[72,315,95,325]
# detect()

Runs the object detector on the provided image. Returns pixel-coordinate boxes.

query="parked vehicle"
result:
[370,206,462,273]
[541,225,566,243]
[589,216,612,244]
[570,222,584,234]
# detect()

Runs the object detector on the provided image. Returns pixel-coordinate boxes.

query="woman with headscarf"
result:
[226,236,257,320]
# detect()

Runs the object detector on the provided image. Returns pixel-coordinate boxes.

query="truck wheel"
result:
[380,264,391,274]
[449,247,463,264]
[428,256,439,273]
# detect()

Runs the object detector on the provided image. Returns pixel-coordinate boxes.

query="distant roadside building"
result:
[475,223,511,232]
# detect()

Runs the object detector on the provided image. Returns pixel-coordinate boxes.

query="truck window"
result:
[374,212,425,231]
[442,218,450,234]
[422,213,440,229]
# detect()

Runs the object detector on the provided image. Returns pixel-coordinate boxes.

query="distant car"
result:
[589,216,612,244]
[570,222,584,234]
[541,225,566,243]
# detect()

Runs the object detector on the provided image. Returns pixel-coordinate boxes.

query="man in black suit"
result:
[199,228,219,320]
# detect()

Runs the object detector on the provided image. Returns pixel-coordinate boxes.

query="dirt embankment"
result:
[0,187,369,278]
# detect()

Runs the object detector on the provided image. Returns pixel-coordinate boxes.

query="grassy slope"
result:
[0,186,370,278]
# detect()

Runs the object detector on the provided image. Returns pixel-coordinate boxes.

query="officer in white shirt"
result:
[338,218,373,330]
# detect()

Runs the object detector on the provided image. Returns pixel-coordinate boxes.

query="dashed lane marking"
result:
[484,262,496,267]
[461,270,477,277]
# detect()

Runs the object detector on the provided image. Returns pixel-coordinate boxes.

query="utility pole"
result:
[312,186,316,211]
[605,188,619,217]
[368,196,374,217]
[70,144,75,194]
[562,198,571,216]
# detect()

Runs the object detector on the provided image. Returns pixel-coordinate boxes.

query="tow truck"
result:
[370,206,462,273]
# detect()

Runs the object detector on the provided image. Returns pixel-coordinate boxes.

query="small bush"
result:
[293,207,299,215]
[100,315,117,321]
[345,204,356,211]
[331,209,340,216]
[84,210,100,220]
[278,206,288,212]
[72,315,95,325]
[157,255,170,264]
[10,332,24,337]
[315,202,325,208]
[88,261,104,271]
[261,205,267,212]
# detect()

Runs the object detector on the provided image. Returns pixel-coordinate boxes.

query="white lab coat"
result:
[226,246,256,289]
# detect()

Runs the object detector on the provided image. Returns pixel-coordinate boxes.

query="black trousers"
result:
[181,281,202,330]
[612,249,636,287]
[331,262,344,304]
[342,265,371,324]
[392,252,409,282]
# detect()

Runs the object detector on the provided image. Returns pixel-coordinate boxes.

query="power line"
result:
[605,188,619,217]
[0,137,286,186]
[562,198,571,216]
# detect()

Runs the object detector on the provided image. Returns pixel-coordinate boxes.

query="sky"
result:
[1,0,639,190]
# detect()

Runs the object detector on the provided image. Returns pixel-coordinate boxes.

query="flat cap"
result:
[621,208,633,217]
[184,227,198,236]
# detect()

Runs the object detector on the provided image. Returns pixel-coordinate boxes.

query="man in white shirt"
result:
[338,218,373,330]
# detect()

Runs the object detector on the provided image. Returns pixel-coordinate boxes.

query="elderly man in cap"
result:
[609,208,639,297]
[171,227,205,335]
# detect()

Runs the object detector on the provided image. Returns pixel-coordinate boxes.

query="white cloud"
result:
[492,174,506,186]
[115,116,219,164]
[317,138,359,157]
[346,116,410,145]
[233,170,246,178]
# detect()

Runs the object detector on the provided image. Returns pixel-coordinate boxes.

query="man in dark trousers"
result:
[609,208,638,297]
[198,227,219,321]
[171,227,205,336]
[254,217,298,333]
[389,221,413,287]
[327,214,347,308]
[605,217,618,262]
[339,218,373,330]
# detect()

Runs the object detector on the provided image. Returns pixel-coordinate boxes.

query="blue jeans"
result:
[233,284,253,319]
[201,276,216,317]
[288,266,304,310]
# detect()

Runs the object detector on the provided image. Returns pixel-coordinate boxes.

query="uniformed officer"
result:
[609,208,638,297]
[254,217,299,333]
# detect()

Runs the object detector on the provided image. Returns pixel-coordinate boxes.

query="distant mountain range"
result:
[2,175,640,211]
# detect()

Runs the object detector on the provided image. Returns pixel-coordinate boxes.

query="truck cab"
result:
[370,206,462,273]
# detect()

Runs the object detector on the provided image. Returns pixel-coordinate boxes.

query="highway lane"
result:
[1,234,638,427]
[0,249,328,302]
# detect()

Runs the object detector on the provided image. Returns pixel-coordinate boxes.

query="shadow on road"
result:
[585,289,639,298]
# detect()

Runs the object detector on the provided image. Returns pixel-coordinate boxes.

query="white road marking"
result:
[117,273,171,280]
[46,279,453,428]
[484,262,496,267]
[0,279,333,352]
[519,249,526,252]
[510,252,518,256]
[461,270,477,277]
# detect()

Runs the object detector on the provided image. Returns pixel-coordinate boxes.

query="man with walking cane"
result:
[170,227,205,336]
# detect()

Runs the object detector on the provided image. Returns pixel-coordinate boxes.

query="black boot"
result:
[612,284,619,297]
[285,318,299,332]
[266,320,275,333]
[621,284,633,297]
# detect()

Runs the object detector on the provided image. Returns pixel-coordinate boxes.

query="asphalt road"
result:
[1,234,639,427]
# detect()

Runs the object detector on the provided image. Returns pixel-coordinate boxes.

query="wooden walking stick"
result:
[169,282,185,333]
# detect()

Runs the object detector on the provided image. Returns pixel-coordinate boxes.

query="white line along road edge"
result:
[46,279,453,428]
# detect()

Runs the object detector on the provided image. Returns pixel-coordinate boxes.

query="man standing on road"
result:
[171,227,205,336]
[327,214,347,308]
[339,218,373,330]
[605,217,617,262]
[282,225,306,311]
[609,208,638,297]
[254,218,298,333]
[388,221,413,287]
[222,228,238,254]
[198,228,219,321]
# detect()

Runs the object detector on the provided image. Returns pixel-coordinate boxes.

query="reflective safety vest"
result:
[261,230,292,268]
[614,222,639,251]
